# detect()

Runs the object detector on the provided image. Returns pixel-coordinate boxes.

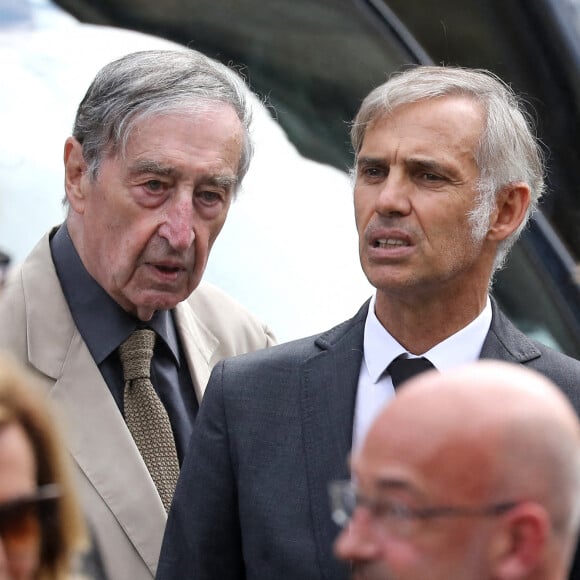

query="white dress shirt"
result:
[352,294,492,451]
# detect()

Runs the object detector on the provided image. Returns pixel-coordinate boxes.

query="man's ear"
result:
[63,137,88,214]
[486,182,531,243]
[490,503,549,579]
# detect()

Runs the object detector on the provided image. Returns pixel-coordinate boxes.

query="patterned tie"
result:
[388,355,436,389]
[119,329,180,512]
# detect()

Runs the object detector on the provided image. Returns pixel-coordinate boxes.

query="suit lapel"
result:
[49,331,166,574]
[22,233,165,574]
[173,301,218,402]
[21,232,78,378]
[300,304,367,580]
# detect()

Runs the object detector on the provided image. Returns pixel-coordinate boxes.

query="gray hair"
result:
[72,49,253,186]
[351,66,546,273]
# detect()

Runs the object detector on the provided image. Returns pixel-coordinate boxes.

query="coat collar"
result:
[22,230,77,379]
[173,299,218,400]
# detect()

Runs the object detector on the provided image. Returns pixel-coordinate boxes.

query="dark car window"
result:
[56,0,417,170]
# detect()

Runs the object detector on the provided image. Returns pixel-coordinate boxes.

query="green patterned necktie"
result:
[119,329,180,512]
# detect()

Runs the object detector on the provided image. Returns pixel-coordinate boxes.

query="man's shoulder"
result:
[0,266,28,356]
[487,303,580,368]
[212,299,369,371]
[181,281,271,334]
[176,281,276,356]
[524,337,580,375]
[1,231,55,291]
[0,233,54,313]
[486,303,580,409]
[0,232,66,371]
[184,280,260,319]
[524,338,580,413]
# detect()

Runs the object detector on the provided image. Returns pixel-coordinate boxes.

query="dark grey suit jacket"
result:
[157,300,580,580]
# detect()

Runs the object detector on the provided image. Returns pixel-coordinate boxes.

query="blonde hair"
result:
[0,355,86,579]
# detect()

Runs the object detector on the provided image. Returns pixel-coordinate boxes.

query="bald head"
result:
[337,361,580,580]
[380,362,580,527]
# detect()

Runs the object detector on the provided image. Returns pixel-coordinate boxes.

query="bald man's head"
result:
[335,361,580,580]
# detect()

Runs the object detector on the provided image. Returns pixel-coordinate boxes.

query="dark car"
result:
[43,0,580,356]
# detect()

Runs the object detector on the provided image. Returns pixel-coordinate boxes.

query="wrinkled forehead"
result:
[366,96,484,140]
[372,93,485,125]
[110,101,244,158]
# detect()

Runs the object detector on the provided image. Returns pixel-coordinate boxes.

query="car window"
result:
[56,0,416,169]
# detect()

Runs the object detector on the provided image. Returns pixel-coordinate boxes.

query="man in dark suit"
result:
[157,66,580,580]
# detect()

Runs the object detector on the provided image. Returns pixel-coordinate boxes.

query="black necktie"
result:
[388,356,435,389]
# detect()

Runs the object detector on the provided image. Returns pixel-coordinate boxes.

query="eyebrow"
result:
[204,175,239,190]
[356,156,387,168]
[129,160,239,189]
[349,460,417,495]
[357,155,461,180]
[375,478,415,492]
[130,160,178,177]
[405,157,452,176]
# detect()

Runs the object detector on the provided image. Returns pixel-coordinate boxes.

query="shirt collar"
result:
[363,293,492,383]
[50,224,181,365]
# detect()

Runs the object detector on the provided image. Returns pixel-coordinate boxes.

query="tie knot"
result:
[119,329,156,381]
[388,355,435,389]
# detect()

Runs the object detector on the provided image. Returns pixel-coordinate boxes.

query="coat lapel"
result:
[300,303,368,580]
[49,331,166,574]
[173,301,218,401]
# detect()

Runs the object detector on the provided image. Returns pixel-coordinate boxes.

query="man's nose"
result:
[334,509,382,563]
[375,172,412,217]
[158,195,195,251]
